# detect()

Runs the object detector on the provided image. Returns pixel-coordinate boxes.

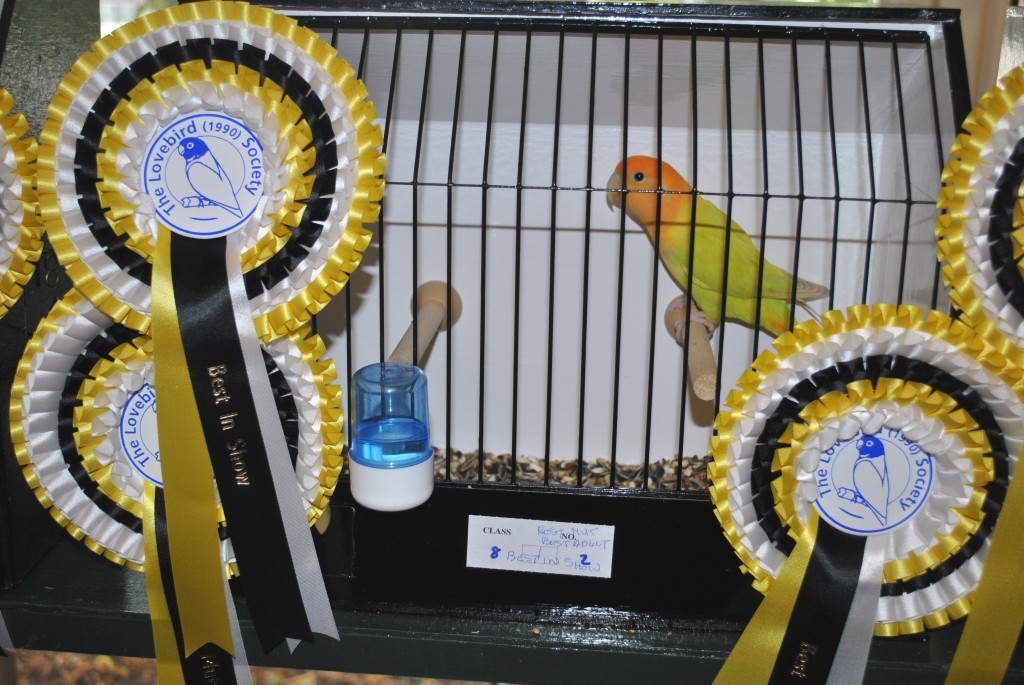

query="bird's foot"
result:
[667,295,716,344]
[181,195,211,209]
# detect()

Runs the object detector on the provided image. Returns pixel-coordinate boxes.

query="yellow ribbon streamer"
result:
[714,516,820,685]
[142,481,187,685]
[152,227,234,657]
[946,461,1024,684]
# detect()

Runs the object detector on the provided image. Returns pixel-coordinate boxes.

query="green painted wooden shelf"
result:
[0,517,1021,685]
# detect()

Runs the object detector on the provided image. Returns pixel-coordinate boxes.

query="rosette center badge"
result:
[812,430,934,536]
[118,382,161,486]
[143,113,264,238]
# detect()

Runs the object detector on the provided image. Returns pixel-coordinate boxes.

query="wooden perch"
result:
[665,294,717,402]
[388,280,463,365]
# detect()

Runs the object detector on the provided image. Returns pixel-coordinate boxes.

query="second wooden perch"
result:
[388,280,463,365]
[665,294,717,402]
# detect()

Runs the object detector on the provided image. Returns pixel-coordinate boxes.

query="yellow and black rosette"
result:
[38,2,384,340]
[709,305,1024,685]
[11,289,341,569]
[36,1,383,678]
[0,88,40,319]
[937,65,1024,359]
[935,65,1024,685]
[10,291,343,681]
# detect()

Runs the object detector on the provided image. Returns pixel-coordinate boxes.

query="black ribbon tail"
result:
[170,234,312,652]
[768,524,868,684]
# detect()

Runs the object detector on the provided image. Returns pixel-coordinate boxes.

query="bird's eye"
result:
[632,171,645,183]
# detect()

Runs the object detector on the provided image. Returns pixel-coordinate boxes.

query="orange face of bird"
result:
[605,156,692,236]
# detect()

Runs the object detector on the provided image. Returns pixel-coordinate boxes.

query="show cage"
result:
[241,1,973,623]
[0,0,979,670]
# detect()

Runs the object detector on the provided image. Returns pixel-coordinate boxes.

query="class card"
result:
[466,515,615,579]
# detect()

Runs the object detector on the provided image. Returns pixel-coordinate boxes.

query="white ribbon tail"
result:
[0,609,14,655]
[224,233,338,644]
[826,535,887,685]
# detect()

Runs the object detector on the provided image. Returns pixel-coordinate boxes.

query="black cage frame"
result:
[0,3,998,684]
[257,0,976,625]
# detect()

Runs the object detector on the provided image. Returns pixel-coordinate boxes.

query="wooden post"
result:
[665,294,717,402]
[388,281,463,365]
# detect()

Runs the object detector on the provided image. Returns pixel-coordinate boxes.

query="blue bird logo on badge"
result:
[812,430,934,535]
[142,113,264,239]
[118,382,162,486]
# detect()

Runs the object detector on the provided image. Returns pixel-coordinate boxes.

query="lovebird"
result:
[852,435,889,525]
[606,156,828,335]
[178,137,243,217]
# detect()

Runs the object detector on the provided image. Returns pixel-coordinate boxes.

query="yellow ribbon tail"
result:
[714,515,819,685]
[142,482,187,685]
[946,466,1024,684]
[152,227,234,658]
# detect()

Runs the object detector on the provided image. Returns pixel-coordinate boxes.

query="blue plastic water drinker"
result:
[349,282,462,511]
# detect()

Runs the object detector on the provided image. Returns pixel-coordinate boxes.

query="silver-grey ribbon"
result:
[224,232,338,648]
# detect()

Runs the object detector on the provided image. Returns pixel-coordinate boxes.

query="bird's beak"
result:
[606,171,623,211]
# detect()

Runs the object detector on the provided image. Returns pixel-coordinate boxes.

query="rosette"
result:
[937,65,1024,357]
[11,290,342,682]
[935,65,1024,685]
[36,1,382,670]
[709,305,1024,684]
[38,2,384,339]
[0,89,40,319]
[10,289,341,569]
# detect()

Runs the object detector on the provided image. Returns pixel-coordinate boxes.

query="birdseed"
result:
[340,447,709,491]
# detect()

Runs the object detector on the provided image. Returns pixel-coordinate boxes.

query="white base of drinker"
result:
[349,456,434,512]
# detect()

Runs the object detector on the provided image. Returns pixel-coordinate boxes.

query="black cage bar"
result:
[313,6,966,488]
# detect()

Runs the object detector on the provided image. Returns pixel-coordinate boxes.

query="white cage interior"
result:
[311,16,959,476]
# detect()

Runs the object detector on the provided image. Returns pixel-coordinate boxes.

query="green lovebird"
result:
[606,155,828,335]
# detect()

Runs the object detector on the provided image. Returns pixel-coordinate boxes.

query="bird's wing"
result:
[853,459,888,523]
[682,197,828,303]
[681,198,778,299]
[188,158,242,214]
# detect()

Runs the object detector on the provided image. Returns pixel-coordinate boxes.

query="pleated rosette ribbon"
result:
[35,2,384,681]
[0,90,28,656]
[935,63,1024,684]
[39,2,384,340]
[709,305,1024,685]
[10,291,344,681]
[0,88,40,319]
[938,64,1024,357]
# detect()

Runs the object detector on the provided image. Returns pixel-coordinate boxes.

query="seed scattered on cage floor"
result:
[432,448,708,491]
[340,447,708,490]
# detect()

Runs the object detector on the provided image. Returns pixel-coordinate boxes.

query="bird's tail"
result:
[796,299,823,326]
[794,276,830,304]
